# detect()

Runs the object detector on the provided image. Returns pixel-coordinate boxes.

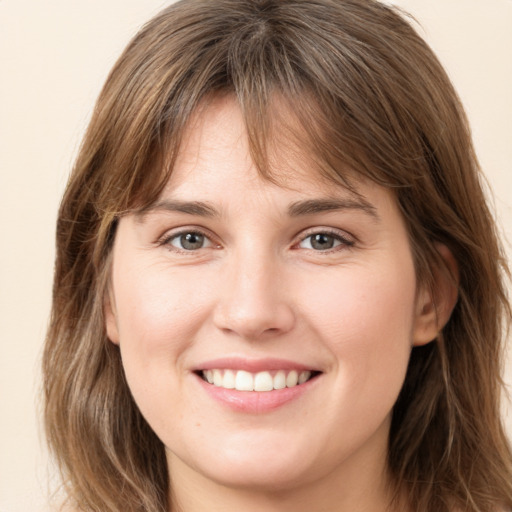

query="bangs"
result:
[93,0,435,221]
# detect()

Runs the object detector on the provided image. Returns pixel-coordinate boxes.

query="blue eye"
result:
[167,231,212,251]
[298,232,352,251]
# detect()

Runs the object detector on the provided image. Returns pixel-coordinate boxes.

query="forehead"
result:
[135,95,394,224]
[162,94,356,199]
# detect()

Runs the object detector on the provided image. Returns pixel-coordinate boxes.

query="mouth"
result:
[193,359,323,412]
[196,369,321,392]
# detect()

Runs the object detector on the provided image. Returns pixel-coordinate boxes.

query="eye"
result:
[298,231,354,251]
[165,231,213,251]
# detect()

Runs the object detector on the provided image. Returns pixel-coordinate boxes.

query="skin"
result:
[106,96,451,512]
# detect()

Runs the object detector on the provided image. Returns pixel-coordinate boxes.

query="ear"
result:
[104,290,120,345]
[412,244,459,346]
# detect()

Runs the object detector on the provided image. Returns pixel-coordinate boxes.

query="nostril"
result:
[213,305,296,340]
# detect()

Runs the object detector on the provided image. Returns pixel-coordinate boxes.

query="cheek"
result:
[110,262,209,413]
[303,263,416,344]
[111,262,212,434]
[113,262,210,355]
[300,261,417,403]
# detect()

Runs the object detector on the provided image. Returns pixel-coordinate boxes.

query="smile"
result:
[201,369,316,392]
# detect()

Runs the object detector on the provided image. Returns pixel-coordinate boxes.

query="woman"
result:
[43,0,512,511]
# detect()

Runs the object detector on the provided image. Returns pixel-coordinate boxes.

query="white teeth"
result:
[254,371,273,392]
[235,370,254,391]
[274,370,286,390]
[213,369,223,387]
[201,369,314,391]
[286,370,298,388]
[223,369,236,389]
[298,371,311,384]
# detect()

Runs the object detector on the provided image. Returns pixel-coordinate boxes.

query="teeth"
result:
[254,371,273,392]
[298,371,310,384]
[286,370,298,387]
[201,369,313,392]
[223,369,236,389]
[274,370,286,390]
[235,370,254,391]
[213,370,223,387]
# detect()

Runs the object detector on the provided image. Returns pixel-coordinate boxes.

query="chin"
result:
[201,460,312,492]
[168,435,319,493]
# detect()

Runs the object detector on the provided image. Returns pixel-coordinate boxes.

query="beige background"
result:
[1,1,511,511]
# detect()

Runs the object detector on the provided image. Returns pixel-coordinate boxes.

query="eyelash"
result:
[158,229,217,253]
[295,228,355,252]
[158,227,355,254]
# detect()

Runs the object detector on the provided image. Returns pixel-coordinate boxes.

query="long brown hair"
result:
[43,1,512,510]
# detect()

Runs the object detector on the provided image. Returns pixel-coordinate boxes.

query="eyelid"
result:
[157,226,220,252]
[294,227,356,251]
[155,225,355,254]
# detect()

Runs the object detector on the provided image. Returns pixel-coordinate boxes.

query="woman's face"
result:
[106,97,435,495]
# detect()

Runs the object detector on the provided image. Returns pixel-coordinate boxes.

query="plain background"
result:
[1,1,511,510]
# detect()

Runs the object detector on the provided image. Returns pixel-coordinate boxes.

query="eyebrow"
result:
[287,198,380,220]
[135,200,219,222]
[135,196,379,222]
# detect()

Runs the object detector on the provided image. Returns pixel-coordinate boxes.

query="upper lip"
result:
[194,357,322,373]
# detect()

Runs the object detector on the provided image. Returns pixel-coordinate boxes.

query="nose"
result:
[213,249,296,340]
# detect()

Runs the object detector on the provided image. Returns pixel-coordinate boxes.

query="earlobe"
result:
[412,244,459,346]
[104,292,120,345]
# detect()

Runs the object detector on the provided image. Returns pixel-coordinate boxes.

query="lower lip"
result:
[195,374,319,413]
